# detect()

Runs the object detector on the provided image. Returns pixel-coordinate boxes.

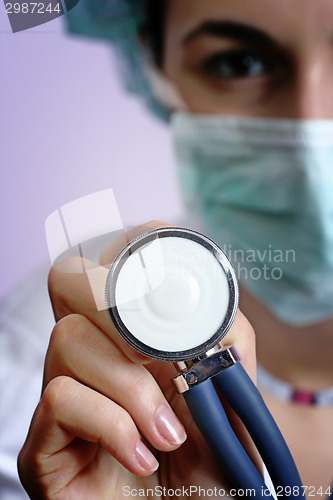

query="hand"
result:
[18,222,259,500]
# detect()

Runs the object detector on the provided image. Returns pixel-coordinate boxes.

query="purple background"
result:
[0,8,184,301]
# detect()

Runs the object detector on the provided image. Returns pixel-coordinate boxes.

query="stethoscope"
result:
[105,227,304,499]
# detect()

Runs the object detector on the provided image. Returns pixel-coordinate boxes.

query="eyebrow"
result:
[183,21,274,45]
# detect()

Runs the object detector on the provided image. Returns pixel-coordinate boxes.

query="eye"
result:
[202,48,273,79]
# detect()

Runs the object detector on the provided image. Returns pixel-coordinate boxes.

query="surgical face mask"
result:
[172,113,333,326]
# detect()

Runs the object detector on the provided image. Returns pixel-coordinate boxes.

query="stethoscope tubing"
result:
[184,378,271,497]
[184,363,304,499]
[215,363,303,496]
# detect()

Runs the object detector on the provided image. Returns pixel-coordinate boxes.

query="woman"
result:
[18,0,333,497]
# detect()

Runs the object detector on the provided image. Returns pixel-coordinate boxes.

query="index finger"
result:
[48,221,172,364]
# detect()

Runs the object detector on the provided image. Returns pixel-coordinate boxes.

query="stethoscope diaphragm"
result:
[105,227,238,361]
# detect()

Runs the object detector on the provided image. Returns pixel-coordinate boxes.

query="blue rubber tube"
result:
[184,378,272,498]
[214,363,304,499]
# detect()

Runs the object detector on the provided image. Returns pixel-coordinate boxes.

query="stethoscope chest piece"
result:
[105,227,239,361]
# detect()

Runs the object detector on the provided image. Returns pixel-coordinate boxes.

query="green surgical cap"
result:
[65,0,169,120]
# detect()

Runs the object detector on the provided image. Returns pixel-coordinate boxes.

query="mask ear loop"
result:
[144,60,188,111]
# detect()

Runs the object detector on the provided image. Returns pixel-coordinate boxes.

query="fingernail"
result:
[155,405,187,445]
[135,438,159,472]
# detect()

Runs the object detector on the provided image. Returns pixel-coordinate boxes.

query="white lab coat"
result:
[0,265,54,499]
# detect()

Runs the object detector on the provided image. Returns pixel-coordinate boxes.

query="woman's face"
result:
[163,0,333,118]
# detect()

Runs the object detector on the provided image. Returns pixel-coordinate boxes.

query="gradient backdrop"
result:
[0,6,184,301]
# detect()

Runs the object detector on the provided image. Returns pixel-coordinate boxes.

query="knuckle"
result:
[122,368,160,413]
[44,315,90,385]
[41,375,74,413]
[124,367,152,398]
[47,265,58,297]
[48,265,65,302]
[112,407,133,435]
[47,266,67,319]
[49,314,86,354]
[108,408,139,453]
[48,258,84,318]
